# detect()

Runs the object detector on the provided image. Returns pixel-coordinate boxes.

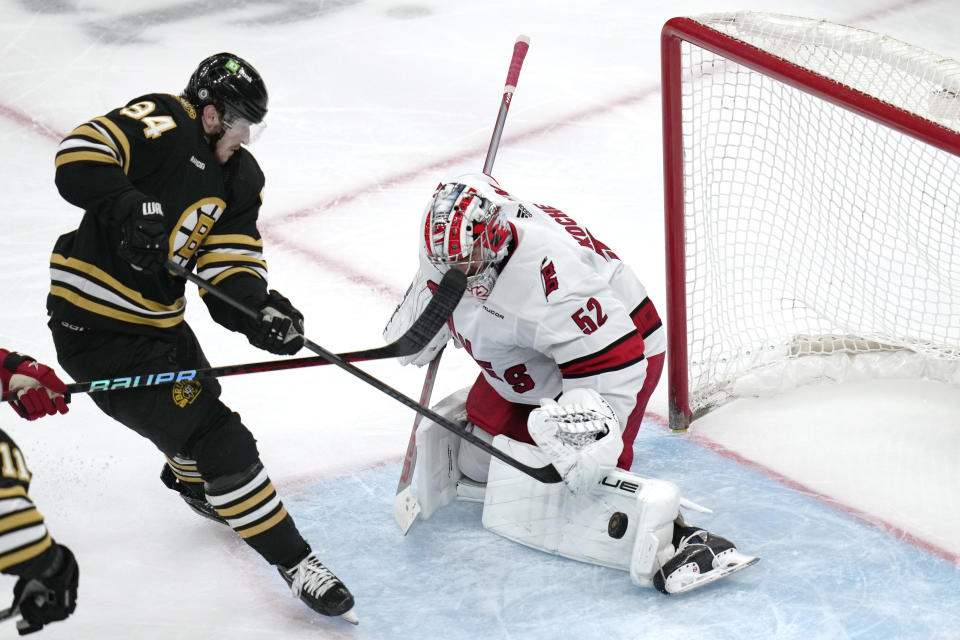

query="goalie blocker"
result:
[413,388,758,594]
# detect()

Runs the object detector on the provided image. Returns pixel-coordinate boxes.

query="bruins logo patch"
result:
[176,96,197,119]
[172,380,202,408]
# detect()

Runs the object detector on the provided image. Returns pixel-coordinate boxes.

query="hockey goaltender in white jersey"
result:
[385,173,757,595]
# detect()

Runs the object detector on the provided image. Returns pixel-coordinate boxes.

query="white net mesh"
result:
[674,12,960,417]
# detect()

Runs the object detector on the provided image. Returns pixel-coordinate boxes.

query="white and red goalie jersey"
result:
[413,174,666,468]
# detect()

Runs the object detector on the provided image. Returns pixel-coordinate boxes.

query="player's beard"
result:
[207,127,225,154]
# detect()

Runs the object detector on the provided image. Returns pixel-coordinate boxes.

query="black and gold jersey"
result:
[0,428,51,575]
[48,92,270,335]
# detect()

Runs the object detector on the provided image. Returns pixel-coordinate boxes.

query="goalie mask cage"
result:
[662,12,960,430]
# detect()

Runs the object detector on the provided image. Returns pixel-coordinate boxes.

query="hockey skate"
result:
[279,550,358,625]
[160,464,227,525]
[653,522,759,595]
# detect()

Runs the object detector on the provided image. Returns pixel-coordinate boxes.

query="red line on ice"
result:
[0,104,63,142]
[644,411,960,566]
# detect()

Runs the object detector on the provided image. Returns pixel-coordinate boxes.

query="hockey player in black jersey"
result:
[45,53,356,624]
[1,348,78,635]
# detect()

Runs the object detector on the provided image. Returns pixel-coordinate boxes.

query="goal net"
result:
[662,12,960,429]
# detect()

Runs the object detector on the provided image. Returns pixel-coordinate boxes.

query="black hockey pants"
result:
[48,319,309,567]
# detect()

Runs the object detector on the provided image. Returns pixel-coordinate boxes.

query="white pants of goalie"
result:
[414,389,682,588]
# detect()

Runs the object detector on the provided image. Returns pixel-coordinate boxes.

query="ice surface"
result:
[1,0,958,638]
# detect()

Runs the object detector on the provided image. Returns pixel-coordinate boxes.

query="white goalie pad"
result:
[482,436,680,587]
[414,387,469,519]
[627,476,683,587]
[456,425,495,484]
[383,267,453,366]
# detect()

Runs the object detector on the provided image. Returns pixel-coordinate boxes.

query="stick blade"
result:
[393,486,421,535]
[396,269,466,354]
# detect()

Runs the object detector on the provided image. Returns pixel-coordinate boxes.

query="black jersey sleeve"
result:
[53,93,195,224]
[0,429,54,576]
[198,148,272,332]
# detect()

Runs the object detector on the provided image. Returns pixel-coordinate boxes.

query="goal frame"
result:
[661,15,960,430]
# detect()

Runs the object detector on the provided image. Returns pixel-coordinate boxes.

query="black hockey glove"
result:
[244,290,305,355]
[11,544,79,635]
[118,197,168,274]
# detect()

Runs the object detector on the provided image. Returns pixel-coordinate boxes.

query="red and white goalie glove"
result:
[1,349,69,420]
[383,268,453,366]
[527,388,623,496]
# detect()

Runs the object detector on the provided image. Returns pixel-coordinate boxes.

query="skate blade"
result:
[340,608,359,625]
[667,553,760,595]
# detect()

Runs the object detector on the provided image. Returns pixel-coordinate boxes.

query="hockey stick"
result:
[0,606,28,634]
[169,261,561,485]
[484,35,530,175]
[393,34,533,533]
[67,271,463,395]
[0,269,467,404]
[392,348,443,533]
[0,591,46,634]
[0,605,16,624]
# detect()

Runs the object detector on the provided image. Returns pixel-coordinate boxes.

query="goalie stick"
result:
[394,34,532,533]
[392,348,443,533]
[170,261,562,485]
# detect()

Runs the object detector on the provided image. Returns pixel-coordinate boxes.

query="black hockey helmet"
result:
[183,52,268,125]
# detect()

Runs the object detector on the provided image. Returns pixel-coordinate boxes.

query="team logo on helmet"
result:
[479,212,510,254]
[185,52,268,125]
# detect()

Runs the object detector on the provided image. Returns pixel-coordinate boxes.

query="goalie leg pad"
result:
[457,424,494,483]
[625,475,681,587]
[482,438,680,577]
[414,387,470,519]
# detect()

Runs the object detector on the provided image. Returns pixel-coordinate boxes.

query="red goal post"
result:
[661,13,960,430]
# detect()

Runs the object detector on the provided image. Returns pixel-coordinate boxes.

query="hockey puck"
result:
[608,512,628,539]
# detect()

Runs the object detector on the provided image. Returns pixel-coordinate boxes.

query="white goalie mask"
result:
[422,182,513,298]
